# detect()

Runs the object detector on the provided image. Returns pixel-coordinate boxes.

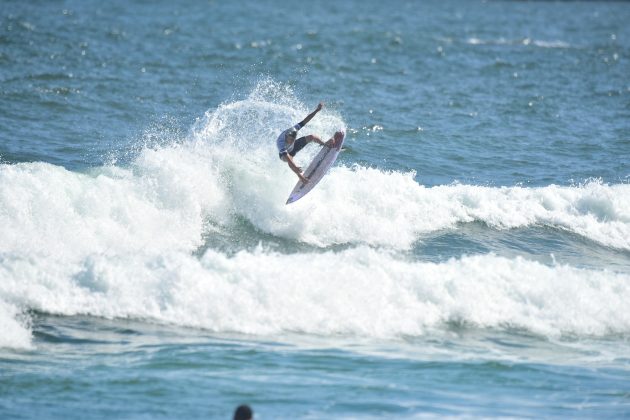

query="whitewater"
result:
[2,90,629,353]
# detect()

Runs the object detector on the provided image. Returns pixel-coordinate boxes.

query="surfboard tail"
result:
[286,181,307,204]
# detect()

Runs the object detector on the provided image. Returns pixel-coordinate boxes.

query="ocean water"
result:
[1,0,629,418]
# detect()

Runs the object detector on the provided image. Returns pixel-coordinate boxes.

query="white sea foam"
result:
[1,81,630,349]
[465,37,571,49]
[2,158,629,256]
[1,247,629,350]
[277,168,630,250]
[0,300,32,350]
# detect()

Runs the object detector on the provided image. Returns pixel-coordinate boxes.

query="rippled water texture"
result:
[1,0,629,418]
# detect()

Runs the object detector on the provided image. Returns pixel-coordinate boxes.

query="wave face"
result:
[1,82,630,349]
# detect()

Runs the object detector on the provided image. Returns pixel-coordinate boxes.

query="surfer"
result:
[233,405,253,420]
[276,102,333,183]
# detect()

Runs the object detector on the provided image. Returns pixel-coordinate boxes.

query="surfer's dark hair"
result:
[233,405,253,420]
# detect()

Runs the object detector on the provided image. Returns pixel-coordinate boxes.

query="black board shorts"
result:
[279,136,309,159]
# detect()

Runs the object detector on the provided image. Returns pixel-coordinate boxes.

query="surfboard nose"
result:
[333,131,344,147]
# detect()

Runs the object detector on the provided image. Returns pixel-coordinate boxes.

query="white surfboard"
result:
[286,131,345,204]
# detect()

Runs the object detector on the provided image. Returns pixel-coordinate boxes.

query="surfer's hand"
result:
[316,102,324,111]
[300,175,309,184]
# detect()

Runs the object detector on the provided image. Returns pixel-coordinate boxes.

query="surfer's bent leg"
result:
[289,136,309,156]
[307,134,324,146]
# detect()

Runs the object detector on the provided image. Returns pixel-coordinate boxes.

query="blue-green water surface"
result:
[1,0,629,418]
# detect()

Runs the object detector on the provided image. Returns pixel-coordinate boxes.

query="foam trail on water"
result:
[1,248,629,350]
[466,37,571,48]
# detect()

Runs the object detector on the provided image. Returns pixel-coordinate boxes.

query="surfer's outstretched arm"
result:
[299,102,324,127]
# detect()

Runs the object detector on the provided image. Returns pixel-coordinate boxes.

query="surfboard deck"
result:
[286,131,345,204]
